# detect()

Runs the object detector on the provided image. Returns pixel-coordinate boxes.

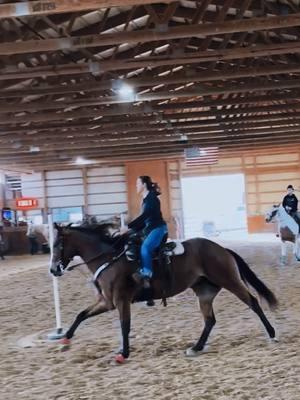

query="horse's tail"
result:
[226,248,278,310]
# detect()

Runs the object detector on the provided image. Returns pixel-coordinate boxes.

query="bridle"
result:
[53,228,127,276]
[266,207,278,223]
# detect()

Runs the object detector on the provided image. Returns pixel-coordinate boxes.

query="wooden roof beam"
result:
[2,92,300,126]
[3,132,300,164]
[1,79,300,123]
[1,63,300,107]
[1,13,300,55]
[3,120,300,148]
[0,0,174,19]
[2,40,299,82]
[3,109,300,137]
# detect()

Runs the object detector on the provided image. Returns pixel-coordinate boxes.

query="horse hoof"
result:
[115,353,126,364]
[280,257,287,266]
[271,337,279,343]
[59,337,71,351]
[185,347,202,357]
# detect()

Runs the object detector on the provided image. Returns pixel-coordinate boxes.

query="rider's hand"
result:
[120,226,129,235]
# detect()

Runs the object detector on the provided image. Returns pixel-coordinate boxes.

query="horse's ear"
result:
[54,222,61,231]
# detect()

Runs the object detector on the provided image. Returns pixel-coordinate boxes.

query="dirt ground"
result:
[1,240,300,400]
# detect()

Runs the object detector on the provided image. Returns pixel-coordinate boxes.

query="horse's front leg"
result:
[280,240,287,265]
[293,236,300,261]
[115,296,131,363]
[61,297,112,349]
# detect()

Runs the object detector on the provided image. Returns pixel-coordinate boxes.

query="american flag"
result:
[184,147,219,167]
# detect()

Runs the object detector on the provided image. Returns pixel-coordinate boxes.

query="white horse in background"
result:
[265,204,300,265]
[26,223,49,244]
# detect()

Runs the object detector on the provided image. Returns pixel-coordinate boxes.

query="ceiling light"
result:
[113,80,135,101]
[75,156,93,165]
[29,145,40,153]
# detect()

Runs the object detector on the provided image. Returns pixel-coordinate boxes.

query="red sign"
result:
[16,197,39,210]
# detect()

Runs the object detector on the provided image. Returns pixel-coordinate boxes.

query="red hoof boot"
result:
[59,337,71,351]
[115,353,126,364]
[60,337,71,346]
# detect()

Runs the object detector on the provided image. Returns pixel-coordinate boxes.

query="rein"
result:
[65,232,128,272]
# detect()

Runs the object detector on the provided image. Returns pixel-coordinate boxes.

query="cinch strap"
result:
[93,262,110,282]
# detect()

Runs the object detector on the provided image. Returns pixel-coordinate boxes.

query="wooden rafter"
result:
[0,13,300,55]
[0,0,174,19]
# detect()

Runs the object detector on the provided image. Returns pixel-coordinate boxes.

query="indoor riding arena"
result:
[1,1,300,399]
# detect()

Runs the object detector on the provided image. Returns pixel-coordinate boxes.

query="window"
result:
[5,174,22,199]
[52,207,83,223]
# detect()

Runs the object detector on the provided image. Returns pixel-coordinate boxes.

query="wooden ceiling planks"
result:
[0,0,300,169]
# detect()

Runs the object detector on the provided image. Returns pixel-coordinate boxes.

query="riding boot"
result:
[132,271,151,288]
[132,271,143,285]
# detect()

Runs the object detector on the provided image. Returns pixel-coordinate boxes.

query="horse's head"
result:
[50,223,75,277]
[49,221,123,277]
[265,204,280,223]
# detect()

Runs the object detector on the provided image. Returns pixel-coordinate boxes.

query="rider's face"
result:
[136,178,145,194]
[287,188,294,195]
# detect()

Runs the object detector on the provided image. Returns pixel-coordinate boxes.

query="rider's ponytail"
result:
[139,176,161,196]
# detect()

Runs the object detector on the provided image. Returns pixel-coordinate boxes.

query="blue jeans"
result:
[140,225,168,278]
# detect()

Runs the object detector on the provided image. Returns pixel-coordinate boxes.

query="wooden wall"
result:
[86,166,127,219]
[181,146,300,233]
[21,165,128,221]
[19,146,300,235]
[20,160,183,237]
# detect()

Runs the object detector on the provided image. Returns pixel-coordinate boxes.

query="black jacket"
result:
[128,190,166,235]
[283,193,298,213]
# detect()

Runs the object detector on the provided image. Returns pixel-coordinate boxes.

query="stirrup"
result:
[132,271,143,284]
[143,277,151,289]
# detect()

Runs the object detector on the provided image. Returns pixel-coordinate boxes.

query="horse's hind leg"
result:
[186,278,221,357]
[280,240,287,265]
[64,298,111,342]
[228,283,276,340]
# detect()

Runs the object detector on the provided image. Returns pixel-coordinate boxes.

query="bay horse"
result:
[50,223,278,362]
[265,204,300,265]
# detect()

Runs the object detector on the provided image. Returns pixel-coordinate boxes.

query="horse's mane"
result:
[67,222,127,248]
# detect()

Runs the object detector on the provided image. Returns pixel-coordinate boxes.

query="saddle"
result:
[125,232,185,306]
[125,233,184,263]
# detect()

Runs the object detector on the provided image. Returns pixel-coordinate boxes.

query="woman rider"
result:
[122,175,168,287]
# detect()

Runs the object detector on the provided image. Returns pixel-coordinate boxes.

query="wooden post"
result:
[82,167,88,216]
[41,170,48,224]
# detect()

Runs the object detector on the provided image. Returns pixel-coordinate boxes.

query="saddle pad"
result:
[165,240,185,256]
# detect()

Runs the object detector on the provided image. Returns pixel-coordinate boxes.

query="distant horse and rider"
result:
[265,184,300,265]
[49,176,278,363]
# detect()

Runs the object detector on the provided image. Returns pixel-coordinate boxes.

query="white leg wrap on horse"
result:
[281,241,287,257]
[185,347,202,357]
[271,337,279,343]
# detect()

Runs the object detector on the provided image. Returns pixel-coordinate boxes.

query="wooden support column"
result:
[41,170,48,223]
[165,160,176,238]
[177,159,184,239]
[82,167,88,216]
